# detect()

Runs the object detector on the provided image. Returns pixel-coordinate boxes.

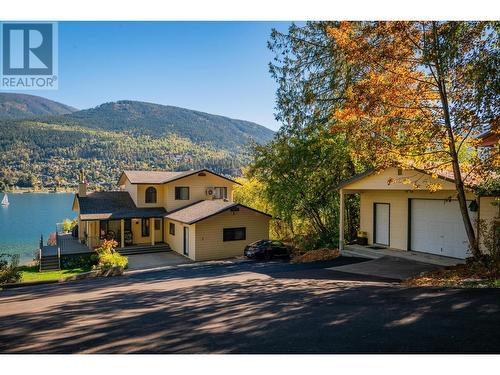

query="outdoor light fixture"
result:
[469,200,479,212]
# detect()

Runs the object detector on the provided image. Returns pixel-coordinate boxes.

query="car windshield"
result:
[253,240,270,247]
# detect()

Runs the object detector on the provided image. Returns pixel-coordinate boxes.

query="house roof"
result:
[336,166,488,191]
[119,169,241,186]
[165,200,272,225]
[335,169,376,190]
[477,118,498,147]
[120,170,189,184]
[76,191,166,220]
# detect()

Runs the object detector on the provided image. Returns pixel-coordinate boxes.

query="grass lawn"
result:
[18,265,91,283]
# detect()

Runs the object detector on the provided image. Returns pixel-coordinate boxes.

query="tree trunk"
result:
[431,22,479,258]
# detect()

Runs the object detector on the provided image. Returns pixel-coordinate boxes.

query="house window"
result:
[141,219,150,237]
[169,222,175,235]
[145,187,157,203]
[154,219,161,230]
[175,187,189,200]
[214,187,228,199]
[99,221,108,239]
[223,227,246,241]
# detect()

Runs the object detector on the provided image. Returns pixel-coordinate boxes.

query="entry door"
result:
[183,227,189,255]
[374,203,390,246]
[154,219,163,242]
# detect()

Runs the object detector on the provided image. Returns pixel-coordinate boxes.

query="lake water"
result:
[0,193,75,263]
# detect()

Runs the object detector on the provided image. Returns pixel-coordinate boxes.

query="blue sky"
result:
[16,21,290,131]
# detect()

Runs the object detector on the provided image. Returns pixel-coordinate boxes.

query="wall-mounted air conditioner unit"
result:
[206,187,215,197]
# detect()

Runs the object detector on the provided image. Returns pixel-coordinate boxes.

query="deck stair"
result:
[116,243,171,256]
[40,255,60,271]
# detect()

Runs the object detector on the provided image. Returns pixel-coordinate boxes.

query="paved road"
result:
[1,257,499,353]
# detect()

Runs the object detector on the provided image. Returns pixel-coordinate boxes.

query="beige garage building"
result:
[338,167,499,259]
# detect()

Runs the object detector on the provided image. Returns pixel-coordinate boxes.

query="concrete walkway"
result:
[343,244,465,267]
[126,251,192,270]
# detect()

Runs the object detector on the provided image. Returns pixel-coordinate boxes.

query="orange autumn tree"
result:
[328,22,499,258]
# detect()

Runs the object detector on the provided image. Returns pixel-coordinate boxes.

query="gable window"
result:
[214,187,228,199]
[175,186,190,200]
[169,222,175,235]
[145,187,157,203]
[223,227,246,242]
[141,219,150,237]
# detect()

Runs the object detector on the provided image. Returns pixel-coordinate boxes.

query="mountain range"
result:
[0,93,76,119]
[0,93,275,190]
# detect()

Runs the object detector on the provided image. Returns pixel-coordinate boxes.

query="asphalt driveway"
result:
[328,255,442,280]
[0,257,499,354]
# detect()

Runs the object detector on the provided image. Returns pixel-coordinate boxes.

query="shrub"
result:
[61,253,98,270]
[62,218,77,233]
[94,239,128,271]
[96,239,119,255]
[98,252,129,271]
[0,253,22,284]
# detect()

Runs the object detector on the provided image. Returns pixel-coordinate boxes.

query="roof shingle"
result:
[120,169,240,185]
[77,191,166,220]
[165,200,271,224]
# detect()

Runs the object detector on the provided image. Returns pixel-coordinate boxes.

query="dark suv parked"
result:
[244,240,290,260]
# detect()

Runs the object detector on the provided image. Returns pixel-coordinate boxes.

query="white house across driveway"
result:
[337,167,499,260]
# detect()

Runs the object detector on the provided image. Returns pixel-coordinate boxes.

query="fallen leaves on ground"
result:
[404,262,500,288]
[291,248,340,264]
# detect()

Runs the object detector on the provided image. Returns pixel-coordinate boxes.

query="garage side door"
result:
[410,199,473,259]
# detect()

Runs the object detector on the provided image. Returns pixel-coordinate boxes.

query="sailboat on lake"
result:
[1,193,9,206]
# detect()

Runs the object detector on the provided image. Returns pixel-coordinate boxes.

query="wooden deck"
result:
[41,234,171,259]
[41,234,93,257]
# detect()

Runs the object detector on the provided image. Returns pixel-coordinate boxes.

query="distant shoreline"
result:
[1,189,75,194]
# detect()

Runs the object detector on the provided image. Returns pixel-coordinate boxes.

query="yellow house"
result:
[338,167,499,259]
[72,169,271,261]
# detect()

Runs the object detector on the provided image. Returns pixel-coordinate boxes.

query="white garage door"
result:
[410,199,474,259]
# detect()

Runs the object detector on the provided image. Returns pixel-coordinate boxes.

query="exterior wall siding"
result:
[85,220,100,249]
[346,167,457,191]
[194,207,270,261]
[135,184,166,208]
[164,173,234,212]
[478,196,500,252]
[120,172,235,211]
[122,179,138,205]
[131,218,148,245]
[165,219,196,260]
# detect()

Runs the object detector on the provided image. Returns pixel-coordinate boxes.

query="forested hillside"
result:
[47,100,274,149]
[0,95,274,191]
[0,93,76,120]
[0,120,247,191]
